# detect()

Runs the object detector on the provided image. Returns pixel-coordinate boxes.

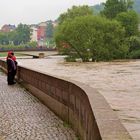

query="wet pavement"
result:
[0,71,77,140]
[18,56,140,140]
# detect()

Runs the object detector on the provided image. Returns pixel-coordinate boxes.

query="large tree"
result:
[102,0,133,19]
[55,15,128,61]
[15,23,31,45]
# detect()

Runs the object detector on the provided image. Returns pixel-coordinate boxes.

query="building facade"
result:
[30,25,38,42]
[1,24,16,32]
[37,22,47,47]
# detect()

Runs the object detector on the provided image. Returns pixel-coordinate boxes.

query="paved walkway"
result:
[0,71,77,140]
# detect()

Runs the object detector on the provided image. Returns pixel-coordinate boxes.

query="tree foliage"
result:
[0,23,31,45]
[46,21,54,38]
[0,32,9,45]
[55,15,128,61]
[101,0,133,19]
[116,10,139,37]
[58,5,93,24]
[15,23,31,44]
[91,0,140,14]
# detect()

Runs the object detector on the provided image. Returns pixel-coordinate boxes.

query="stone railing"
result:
[0,59,132,140]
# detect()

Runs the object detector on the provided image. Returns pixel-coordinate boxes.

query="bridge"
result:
[0,59,132,140]
[15,51,58,58]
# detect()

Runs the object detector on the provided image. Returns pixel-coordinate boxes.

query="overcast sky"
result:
[0,0,106,27]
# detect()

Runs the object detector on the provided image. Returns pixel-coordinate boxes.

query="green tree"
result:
[0,32,9,45]
[8,31,18,45]
[58,5,93,24]
[46,21,54,38]
[116,10,139,37]
[127,36,140,58]
[129,36,140,51]
[15,23,31,45]
[101,0,133,19]
[55,15,128,61]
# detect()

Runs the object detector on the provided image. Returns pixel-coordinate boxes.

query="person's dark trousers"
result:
[7,71,15,85]
[13,70,17,81]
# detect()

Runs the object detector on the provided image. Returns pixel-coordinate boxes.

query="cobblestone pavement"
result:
[0,71,77,140]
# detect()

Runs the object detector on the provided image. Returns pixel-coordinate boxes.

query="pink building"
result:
[37,22,47,47]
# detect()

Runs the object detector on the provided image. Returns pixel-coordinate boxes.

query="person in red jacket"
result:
[11,52,17,79]
[6,51,17,85]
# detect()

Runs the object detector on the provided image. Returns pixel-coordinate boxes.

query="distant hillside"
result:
[90,3,104,14]
[134,0,140,13]
[91,0,140,14]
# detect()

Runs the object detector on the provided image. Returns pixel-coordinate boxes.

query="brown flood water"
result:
[18,56,140,140]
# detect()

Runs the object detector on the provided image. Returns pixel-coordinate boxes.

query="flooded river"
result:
[18,56,140,140]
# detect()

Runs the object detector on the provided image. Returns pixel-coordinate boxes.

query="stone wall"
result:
[0,60,132,140]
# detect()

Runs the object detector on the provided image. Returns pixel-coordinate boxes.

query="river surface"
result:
[18,56,140,140]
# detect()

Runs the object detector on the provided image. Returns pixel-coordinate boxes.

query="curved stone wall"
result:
[0,60,132,140]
